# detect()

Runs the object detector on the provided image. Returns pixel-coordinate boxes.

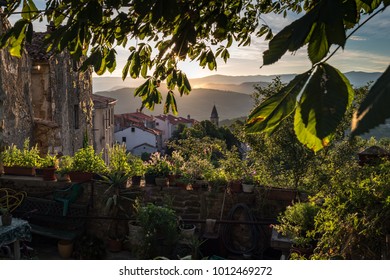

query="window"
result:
[131,127,135,132]
[74,105,79,129]
[122,137,126,143]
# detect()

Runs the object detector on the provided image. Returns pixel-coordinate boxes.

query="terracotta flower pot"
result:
[42,167,57,181]
[131,175,142,186]
[57,239,74,259]
[1,213,12,226]
[144,174,156,185]
[107,238,123,252]
[3,166,36,176]
[229,180,242,193]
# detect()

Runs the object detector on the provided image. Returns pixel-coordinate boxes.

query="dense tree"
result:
[243,78,316,189]
[172,120,240,150]
[0,0,388,151]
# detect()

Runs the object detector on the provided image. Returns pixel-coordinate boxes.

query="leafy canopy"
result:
[0,0,389,151]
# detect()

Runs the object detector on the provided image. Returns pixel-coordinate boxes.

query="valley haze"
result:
[93,72,382,122]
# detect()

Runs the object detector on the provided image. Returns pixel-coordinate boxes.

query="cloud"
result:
[329,49,389,72]
[349,36,367,41]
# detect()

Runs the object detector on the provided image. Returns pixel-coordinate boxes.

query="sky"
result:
[5,1,390,79]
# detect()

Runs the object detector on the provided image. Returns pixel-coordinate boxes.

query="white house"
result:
[154,114,197,146]
[114,122,162,156]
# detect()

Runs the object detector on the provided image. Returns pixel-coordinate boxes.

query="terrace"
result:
[0,174,295,260]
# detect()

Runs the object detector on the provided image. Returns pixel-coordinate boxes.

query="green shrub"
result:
[136,203,179,258]
[107,143,131,175]
[274,202,320,248]
[71,146,107,173]
[1,139,41,168]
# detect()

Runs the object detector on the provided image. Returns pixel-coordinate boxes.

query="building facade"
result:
[114,123,162,156]
[0,17,93,156]
[154,114,197,147]
[92,94,117,162]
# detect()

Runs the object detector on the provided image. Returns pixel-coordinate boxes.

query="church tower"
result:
[210,105,219,127]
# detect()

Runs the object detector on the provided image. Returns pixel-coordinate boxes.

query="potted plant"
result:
[242,169,257,193]
[39,153,59,181]
[0,208,12,226]
[0,188,26,226]
[107,144,132,187]
[178,218,196,244]
[56,155,73,182]
[180,154,214,190]
[107,143,131,175]
[168,151,186,186]
[1,139,40,176]
[207,168,228,192]
[99,171,133,251]
[219,149,245,193]
[68,145,107,182]
[136,203,179,259]
[145,153,172,187]
[273,202,320,258]
[127,154,145,186]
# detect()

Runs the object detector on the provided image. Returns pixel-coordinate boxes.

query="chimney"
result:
[187,115,191,120]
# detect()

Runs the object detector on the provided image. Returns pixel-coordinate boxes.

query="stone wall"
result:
[49,54,93,155]
[87,184,292,257]
[0,15,93,155]
[0,17,33,149]
[2,176,294,258]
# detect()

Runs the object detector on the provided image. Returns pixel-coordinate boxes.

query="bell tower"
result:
[210,105,219,127]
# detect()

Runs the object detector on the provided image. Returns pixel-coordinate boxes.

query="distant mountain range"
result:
[93,71,382,93]
[94,87,253,121]
[93,71,384,125]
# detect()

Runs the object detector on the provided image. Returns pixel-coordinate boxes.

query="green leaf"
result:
[130,52,141,78]
[352,65,390,136]
[263,9,318,66]
[294,64,354,152]
[8,20,29,58]
[106,49,117,73]
[164,90,178,115]
[26,22,33,43]
[308,23,329,64]
[141,63,148,79]
[122,57,131,80]
[167,71,177,90]
[134,79,150,97]
[22,0,39,21]
[246,71,311,134]
[179,72,191,96]
[256,25,270,38]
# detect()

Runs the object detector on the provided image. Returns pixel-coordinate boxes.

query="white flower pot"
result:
[242,183,255,193]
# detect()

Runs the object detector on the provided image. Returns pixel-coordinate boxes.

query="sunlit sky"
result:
[6,1,390,78]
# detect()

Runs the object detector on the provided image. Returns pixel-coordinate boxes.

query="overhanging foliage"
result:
[0,0,388,151]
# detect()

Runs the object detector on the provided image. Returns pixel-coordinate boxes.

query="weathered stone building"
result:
[0,15,33,149]
[0,15,93,155]
[92,94,117,163]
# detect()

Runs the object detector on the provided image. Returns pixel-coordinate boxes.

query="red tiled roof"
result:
[129,111,154,121]
[93,94,117,109]
[156,114,197,125]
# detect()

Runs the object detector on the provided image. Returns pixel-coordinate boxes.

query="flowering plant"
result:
[145,152,172,177]
[242,170,257,185]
